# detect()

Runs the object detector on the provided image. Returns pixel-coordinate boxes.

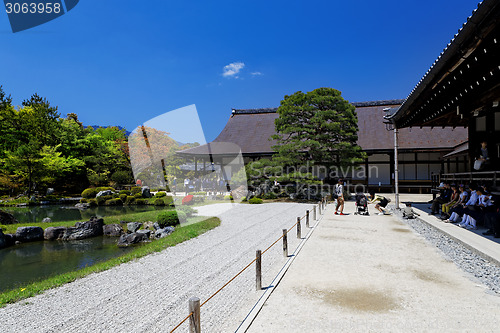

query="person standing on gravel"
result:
[334,179,346,215]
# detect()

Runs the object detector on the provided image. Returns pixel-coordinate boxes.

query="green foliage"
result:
[249,197,263,204]
[110,170,133,185]
[165,196,174,206]
[134,193,143,199]
[224,195,233,200]
[176,205,197,217]
[119,190,131,195]
[135,199,147,205]
[0,225,6,232]
[80,198,88,203]
[119,194,127,202]
[241,196,247,202]
[154,198,165,206]
[157,210,186,227]
[104,198,123,206]
[263,192,278,200]
[88,199,98,207]
[154,191,166,198]
[96,195,113,205]
[125,196,135,205]
[272,87,366,177]
[131,187,141,195]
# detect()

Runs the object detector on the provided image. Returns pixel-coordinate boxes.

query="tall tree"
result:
[272,87,365,174]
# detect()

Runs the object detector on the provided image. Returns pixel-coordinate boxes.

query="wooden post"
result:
[282,229,288,258]
[297,217,301,239]
[318,201,322,215]
[313,205,317,221]
[256,250,262,290]
[306,210,310,228]
[189,297,201,333]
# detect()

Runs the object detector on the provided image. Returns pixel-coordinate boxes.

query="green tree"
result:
[272,88,365,174]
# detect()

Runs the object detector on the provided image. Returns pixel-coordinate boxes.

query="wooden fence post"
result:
[318,201,322,215]
[297,217,301,239]
[256,250,262,290]
[189,297,201,333]
[282,229,288,258]
[306,210,310,228]
[313,205,317,221]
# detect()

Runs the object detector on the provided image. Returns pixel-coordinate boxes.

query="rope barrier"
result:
[169,202,326,332]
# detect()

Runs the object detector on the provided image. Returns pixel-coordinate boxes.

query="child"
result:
[402,203,420,219]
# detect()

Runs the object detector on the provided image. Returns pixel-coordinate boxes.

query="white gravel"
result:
[0,202,313,333]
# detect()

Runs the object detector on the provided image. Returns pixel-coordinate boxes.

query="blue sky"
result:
[1,0,479,141]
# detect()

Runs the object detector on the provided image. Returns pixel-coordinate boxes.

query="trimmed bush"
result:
[154,198,165,206]
[105,198,123,206]
[135,199,147,205]
[96,186,115,192]
[131,187,141,195]
[119,190,131,195]
[241,196,247,202]
[176,205,197,217]
[165,196,174,206]
[157,210,187,227]
[81,188,98,199]
[224,195,233,200]
[119,194,127,202]
[182,195,194,205]
[125,196,135,205]
[155,191,166,198]
[80,198,89,203]
[134,193,143,199]
[96,195,113,205]
[264,192,277,200]
[249,197,263,204]
[88,199,98,207]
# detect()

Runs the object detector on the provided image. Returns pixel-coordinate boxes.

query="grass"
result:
[0,216,220,308]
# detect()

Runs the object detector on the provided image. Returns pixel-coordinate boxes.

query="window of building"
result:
[476,116,487,131]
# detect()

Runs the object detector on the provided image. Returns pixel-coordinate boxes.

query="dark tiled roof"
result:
[178,102,468,156]
[351,100,405,107]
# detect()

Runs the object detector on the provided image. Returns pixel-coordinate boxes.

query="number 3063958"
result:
[5,2,62,14]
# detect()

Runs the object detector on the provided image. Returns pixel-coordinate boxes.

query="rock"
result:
[16,226,44,242]
[153,222,160,230]
[127,222,142,233]
[40,201,51,205]
[103,224,124,237]
[155,226,175,239]
[44,227,67,240]
[117,232,149,247]
[0,229,5,249]
[141,186,152,198]
[96,190,114,198]
[143,221,156,230]
[62,217,104,240]
[0,210,19,225]
[136,229,151,239]
[46,188,55,195]
[42,217,52,223]
[75,203,90,209]
[4,233,16,247]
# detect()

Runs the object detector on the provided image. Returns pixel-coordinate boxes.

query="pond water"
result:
[0,236,140,292]
[2,205,160,224]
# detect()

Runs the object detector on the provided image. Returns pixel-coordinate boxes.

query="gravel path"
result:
[0,202,313,333]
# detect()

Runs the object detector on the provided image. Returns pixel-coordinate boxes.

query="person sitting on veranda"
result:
[474,140,490,171]
[444,185,468,222]
[459,187,494,230]
[440,184,458,219]
[448,184,478,223]
[430,182,451,215]
[368,190,390,215]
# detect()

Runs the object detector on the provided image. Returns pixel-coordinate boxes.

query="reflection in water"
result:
[3,205,159,224]
[0,237,138,292]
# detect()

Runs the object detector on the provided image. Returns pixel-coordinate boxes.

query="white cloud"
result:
[222,62,245,78]
[251,72,263,76]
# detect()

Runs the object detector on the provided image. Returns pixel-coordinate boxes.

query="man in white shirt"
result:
[334,179,345,215]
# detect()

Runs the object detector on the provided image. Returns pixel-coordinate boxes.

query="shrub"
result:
[88,199,98,207]
[176,205,197,217]
[154,191,166,198]
[224,195,233,200]
[157,210,187,227]
[264,192,277,200]
[134,193,143,199]
[215,194,224,200]
[119,194,127,202]
[105,198,123,206]
[165,196,174,206]
[135,198,147,205]
[192,196,205,204]
[125,196,135,205]
[182,195,194,205]
[241,196,247,202]
[0,225,6,232]
[81,188,98,199]
[154,198,165,206]
[131,187,141,195]
[80,198,89,203]
[191,191,206,195]
[119,190,131,196]
[96,186,115,192]
[249,197,263,204]
[96,195,113,205]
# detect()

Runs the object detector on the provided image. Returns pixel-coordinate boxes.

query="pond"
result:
[2,205,161,224]
[0,236,141,292]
